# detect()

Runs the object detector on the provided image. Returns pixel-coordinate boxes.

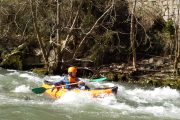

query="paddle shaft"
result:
[48,82,79,89]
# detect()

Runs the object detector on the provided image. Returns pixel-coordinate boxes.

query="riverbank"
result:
[1,45,180,90]
[99,56,180,90]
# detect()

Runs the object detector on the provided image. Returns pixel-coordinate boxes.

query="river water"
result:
[0,67,180,120]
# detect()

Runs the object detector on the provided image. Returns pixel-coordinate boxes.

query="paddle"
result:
[32,77,107,94]
[32,82,78,94]
[88,77,107,82]
[44,77,107,85]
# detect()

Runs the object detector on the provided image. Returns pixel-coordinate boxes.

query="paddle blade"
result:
[89,77,107,82]
[32,87,47,94]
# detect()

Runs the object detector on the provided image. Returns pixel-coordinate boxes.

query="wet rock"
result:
[113,73,119,82]
[121,73,127,81]
[0,43,28,70]
[0,50,23,70]
[156,59,164,66]
[101,71,123,82]
[0,42,45,70]
[149,58,154,64]
[32,68,49,75]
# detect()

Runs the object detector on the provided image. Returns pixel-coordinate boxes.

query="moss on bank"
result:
[0,51,23,70]
[103,71,180,90]
[32,68,49,75]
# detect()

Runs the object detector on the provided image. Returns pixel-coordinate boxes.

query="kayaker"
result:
[52,66,88,91]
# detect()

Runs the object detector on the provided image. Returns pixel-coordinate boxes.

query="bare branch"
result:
[29,0,49,69]
[73,0,115,58]
[61,1,82,52]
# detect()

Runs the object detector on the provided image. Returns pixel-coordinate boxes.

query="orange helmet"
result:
[68,66,77,73]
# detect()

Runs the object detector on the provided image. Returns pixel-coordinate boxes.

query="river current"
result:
[0,67,180,120]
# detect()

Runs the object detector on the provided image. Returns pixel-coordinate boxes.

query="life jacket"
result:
[68,76,78,83]
[64,76,78,89]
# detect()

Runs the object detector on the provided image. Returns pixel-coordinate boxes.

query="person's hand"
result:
[51,85,55,92]
[52,84,62,92]
[78,81,85,85]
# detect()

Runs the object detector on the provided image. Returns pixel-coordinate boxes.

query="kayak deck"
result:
[42,84,118,99]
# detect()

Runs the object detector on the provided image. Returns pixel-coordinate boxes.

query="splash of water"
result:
[54,91,94,105]
[53,91,117,107]
[120,86,180,103]
[12,85,31,93]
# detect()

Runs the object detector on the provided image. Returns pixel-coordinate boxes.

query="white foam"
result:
[137,104,180,118]
[52,82,118,106]
[102,83,116,87]
[54,91,93,105]
[107,101,180,119]
[44,75,64,83]
[110,102,133,111]
[7,69,17,72]
[12,85,31,93]
[163,102,180,115]
[0,74,4,77]
[0,94,10,105]
[121,87,180,103]
[53,90,117,108]
[96,94,117,105]
[49,75,63,80]
[104,85,180,119]
[0,94,52,106]
[7,70,20,75]
[19,73,42,83]
[88,82,117,89]
[19,73,36,79]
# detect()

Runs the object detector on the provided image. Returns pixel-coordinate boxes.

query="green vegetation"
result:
[32,68,49,75]
[0,52,22,70]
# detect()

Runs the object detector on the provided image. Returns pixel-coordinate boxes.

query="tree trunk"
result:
[53,0,82,74]
[29,0,49,70]
[130,0,137,70]
[52,0,64,74]
[173,0,180,75]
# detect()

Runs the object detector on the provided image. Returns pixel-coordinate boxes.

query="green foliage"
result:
[163,19,175,35]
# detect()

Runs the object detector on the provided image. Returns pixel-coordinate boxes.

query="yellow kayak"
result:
[42,83,118,99]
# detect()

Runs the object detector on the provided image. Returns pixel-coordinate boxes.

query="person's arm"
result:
[53,78,66,86]
[51,78,66,92]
